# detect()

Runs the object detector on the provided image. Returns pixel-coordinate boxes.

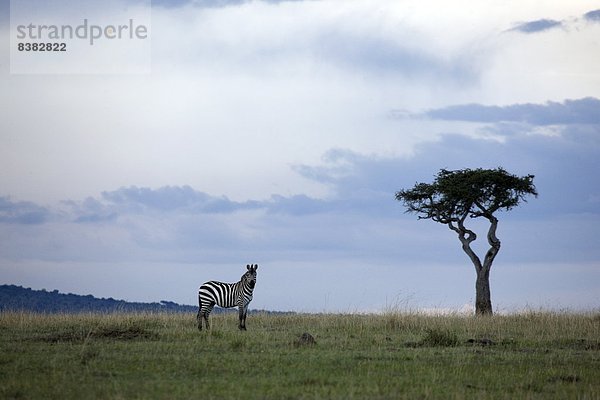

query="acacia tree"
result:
[395,168,537,315]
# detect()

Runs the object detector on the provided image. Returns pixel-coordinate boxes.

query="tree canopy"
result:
[396,167,537,224]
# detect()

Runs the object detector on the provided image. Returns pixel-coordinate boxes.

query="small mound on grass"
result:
[93,325,158,340]
[405,328,460,348]
[294,332,316,347]
[466,338,495,346]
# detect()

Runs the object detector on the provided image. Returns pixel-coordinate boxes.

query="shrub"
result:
[420,328,459,347]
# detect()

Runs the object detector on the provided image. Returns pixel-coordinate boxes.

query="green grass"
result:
[1,311,599,399]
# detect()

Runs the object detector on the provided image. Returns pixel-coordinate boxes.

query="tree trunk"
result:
[449,213,500,316]
[475,270,493,315]
[476,215,500,316]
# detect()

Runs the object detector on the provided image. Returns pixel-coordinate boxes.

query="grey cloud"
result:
[65,186,250,223]
[583,9,600,22]
[510,19,563,33]
[68,185,333,223]
[64,197,118,223]
[0,197,51,225]
[508,9,600,34]
[100,186,336,216]
[100,185,255,213]
[423,97,600,125]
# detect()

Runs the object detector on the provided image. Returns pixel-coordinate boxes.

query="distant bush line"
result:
[1,284,290,315]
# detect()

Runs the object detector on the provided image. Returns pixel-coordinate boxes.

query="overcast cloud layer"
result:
[1,0,599,312]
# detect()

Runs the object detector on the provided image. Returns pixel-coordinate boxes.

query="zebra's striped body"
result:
[197,264,258,331]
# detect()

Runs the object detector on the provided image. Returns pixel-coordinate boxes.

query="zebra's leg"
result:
[239,306,248,331]
[203,302,214,330]
[238,306,247,330]
[203,311,210,330]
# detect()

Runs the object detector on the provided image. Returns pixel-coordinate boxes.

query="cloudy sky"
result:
[1,0,599,313]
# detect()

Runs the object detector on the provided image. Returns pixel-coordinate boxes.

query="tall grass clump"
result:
[420,327,460,347]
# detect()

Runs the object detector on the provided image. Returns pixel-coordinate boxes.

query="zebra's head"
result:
[243,264,258,289]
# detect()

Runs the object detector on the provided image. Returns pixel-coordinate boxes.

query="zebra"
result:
[197,264,258,331]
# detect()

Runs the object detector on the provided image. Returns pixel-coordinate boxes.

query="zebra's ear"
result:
[247,264,251,270]
[254,264,258,270]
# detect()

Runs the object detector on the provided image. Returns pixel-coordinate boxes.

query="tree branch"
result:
[482,215,501,274]
[448,212,482,272]
[473,200,496,218]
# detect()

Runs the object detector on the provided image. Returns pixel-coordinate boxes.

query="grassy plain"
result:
[1,311,599,399]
